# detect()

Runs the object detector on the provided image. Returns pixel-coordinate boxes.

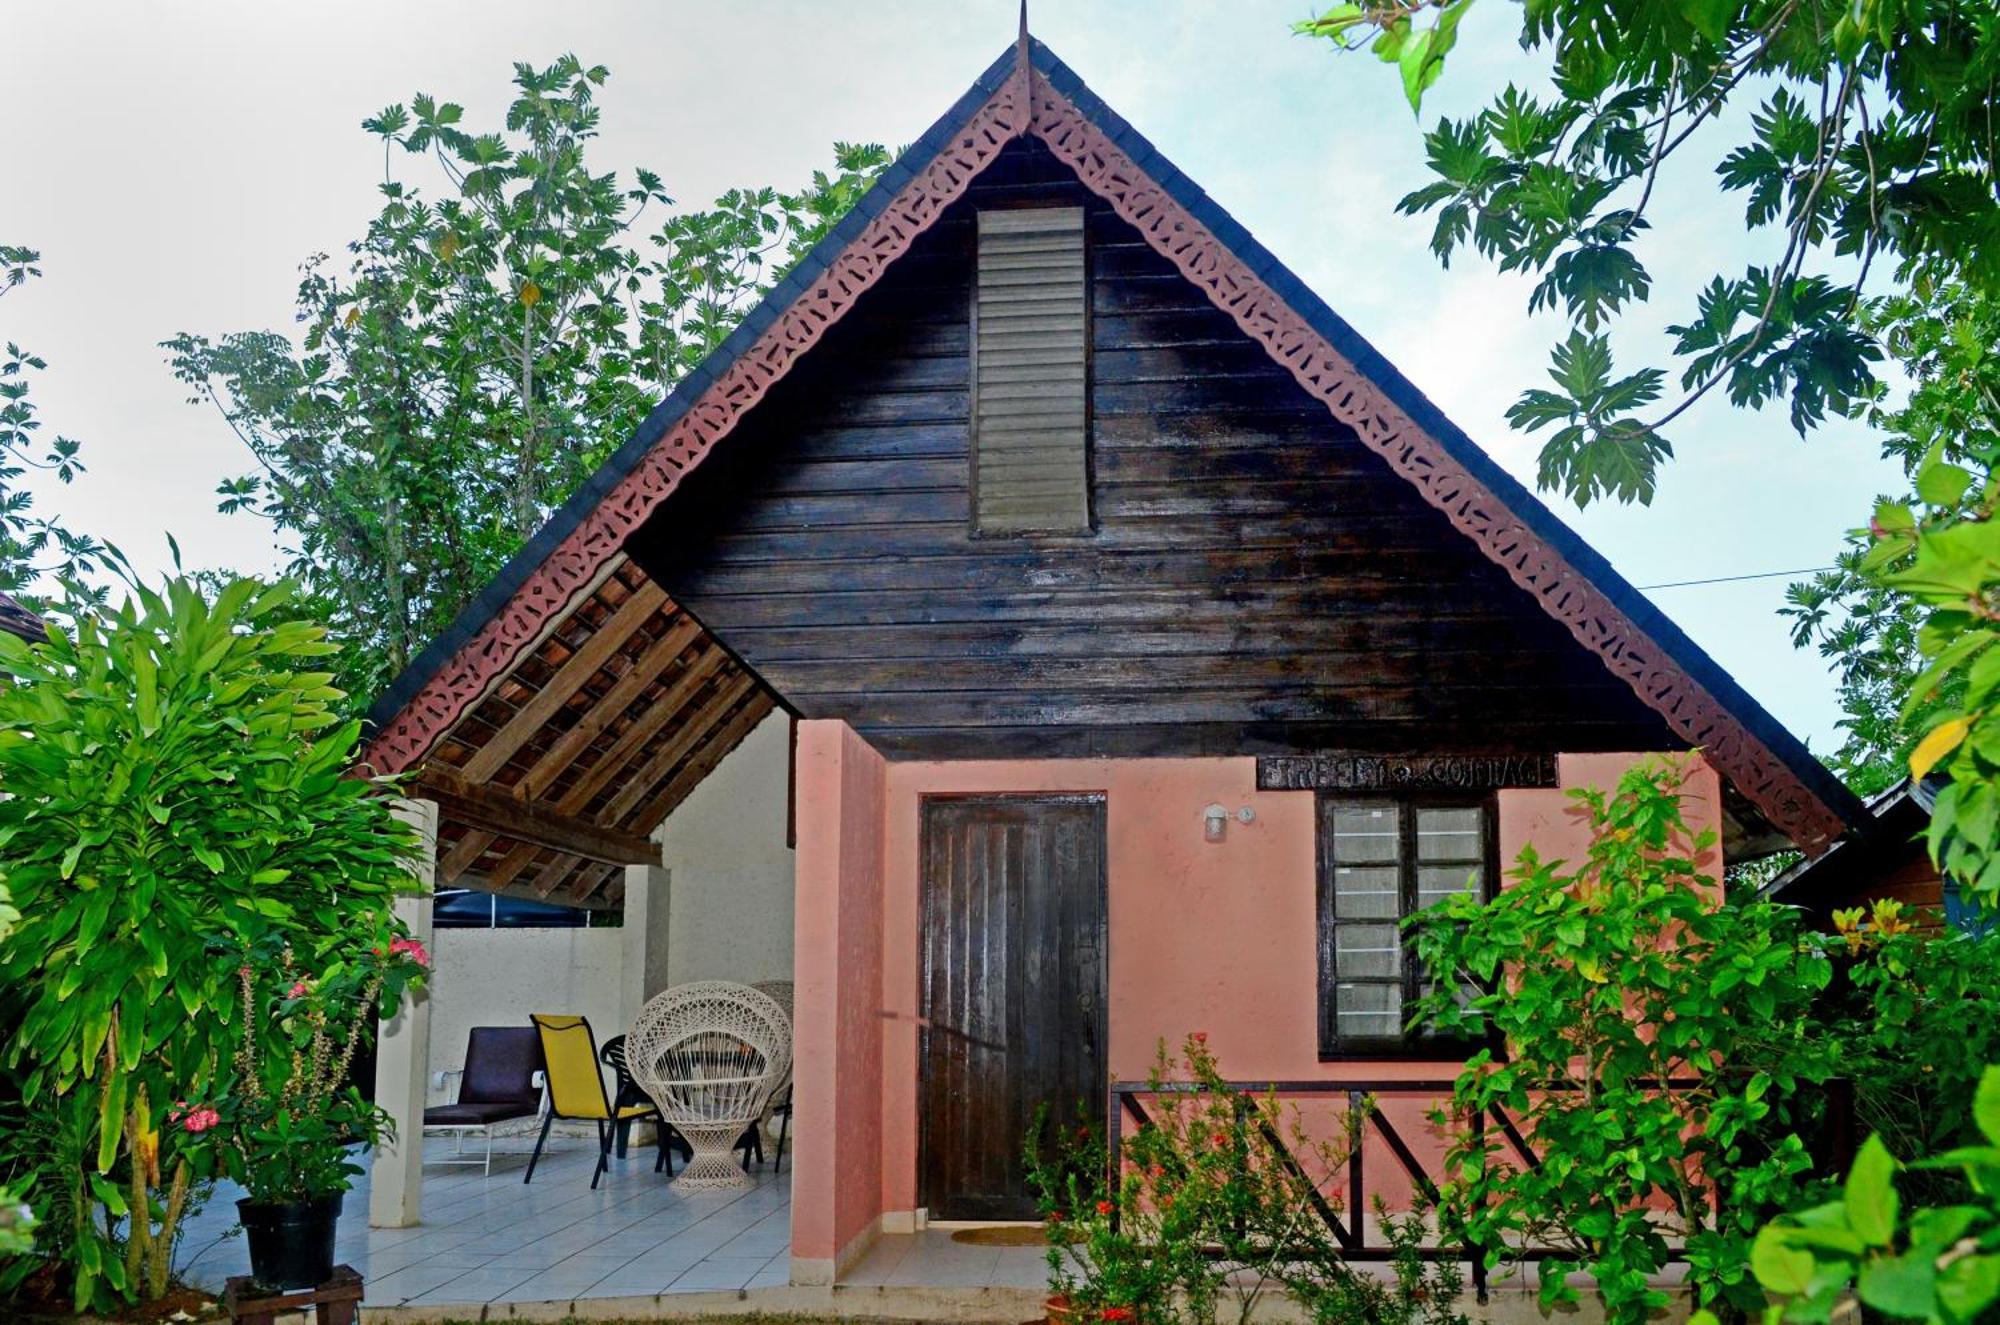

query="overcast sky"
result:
[1,1,1898,753]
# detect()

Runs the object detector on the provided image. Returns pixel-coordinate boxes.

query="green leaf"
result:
[1751,1226,1818,1295]
[95,1070,126,1174]
[1844,1136,1899,1247]
[1917,448,1976,507]
[1937,1254,2000,1323]
[1858,1250,1938,1318]
[1901,627,1994,722]
[1677,0,1736,43]
[1976,1066,2000,1147]
[1399,28,1440,111]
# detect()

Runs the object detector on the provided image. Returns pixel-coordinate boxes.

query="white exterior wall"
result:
[423,926,625,1110]
[659,709,796,987]
[421,709,794,1102]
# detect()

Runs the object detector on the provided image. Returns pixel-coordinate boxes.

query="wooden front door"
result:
[920,794,1108,1220]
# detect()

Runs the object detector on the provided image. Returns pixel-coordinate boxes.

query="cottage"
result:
[359,34,1867,1285]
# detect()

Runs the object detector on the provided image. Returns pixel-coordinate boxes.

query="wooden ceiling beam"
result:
[622,691,777,835]
[459,579,670,783]
[420,764,661,868]
[565,862,619,908]
[528,851,585,899]
[554,646,734,816]
[601,671,761,824]
[480,840,544,895]
[437,829,496,885]
[515,615,705,801]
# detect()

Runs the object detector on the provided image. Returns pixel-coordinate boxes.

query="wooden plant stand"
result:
[222,1264,363,1325]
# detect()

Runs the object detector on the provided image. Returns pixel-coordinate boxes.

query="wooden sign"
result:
[1256,752,1558,793]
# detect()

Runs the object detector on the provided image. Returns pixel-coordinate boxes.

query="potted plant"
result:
[181,935,428,1289]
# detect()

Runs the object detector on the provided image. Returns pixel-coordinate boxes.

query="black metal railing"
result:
[1107,1076,1856,1303]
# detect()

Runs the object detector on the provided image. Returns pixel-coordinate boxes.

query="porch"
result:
[176,1137,1051,1317]
[177,1137,793,1309]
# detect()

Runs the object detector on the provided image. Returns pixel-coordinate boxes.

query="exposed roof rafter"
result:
[417,764,661,868]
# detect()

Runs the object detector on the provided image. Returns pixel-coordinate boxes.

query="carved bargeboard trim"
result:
[1019,77,1847,854]
[1258,753,1559,794]
[357,71,1030,778]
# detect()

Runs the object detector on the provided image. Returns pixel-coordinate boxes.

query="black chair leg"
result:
[524,1111,556,1185]
[773,1111,790,1173]
[591,1119,611,1190]
[653,1119,668,1173]
[614,1116,631,1158]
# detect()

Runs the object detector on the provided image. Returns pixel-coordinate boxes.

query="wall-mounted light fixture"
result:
[1203,803,1228,843]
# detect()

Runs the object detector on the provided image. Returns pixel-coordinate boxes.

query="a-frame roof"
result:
[361,34,1866,868]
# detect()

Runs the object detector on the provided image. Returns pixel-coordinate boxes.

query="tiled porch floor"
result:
[176,1135,790,1308]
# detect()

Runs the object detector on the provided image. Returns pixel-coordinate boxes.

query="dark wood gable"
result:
[628,138,1679,762]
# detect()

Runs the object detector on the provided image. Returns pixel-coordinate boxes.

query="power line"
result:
[1635,566,1837,591]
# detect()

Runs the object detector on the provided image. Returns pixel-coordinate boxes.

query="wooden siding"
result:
[972,206,1090,533]
[630,138,1682,761]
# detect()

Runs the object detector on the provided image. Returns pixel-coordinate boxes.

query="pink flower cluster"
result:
[168,1102,221,1134]
[388,937,430,969]
[286,980,312,999]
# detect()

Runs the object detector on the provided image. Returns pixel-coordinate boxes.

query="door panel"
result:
[920,794,1108,1220]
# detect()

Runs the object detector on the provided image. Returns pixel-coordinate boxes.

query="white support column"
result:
[370,797,437,1229]
[620,860,671,1033]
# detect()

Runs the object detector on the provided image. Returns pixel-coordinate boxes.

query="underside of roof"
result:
[359,34,1866,886]
[407,562,775,908]
[0,592,45,642]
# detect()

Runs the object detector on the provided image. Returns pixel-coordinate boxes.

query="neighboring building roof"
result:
[0,592,45,643]
[359,33,1867,864]
[1764,778,1937,916]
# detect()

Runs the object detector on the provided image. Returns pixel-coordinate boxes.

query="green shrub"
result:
[1746,1065,2000,1323]
[1831,905,2000,1195]
[1409,759,1836,1323]
[0,576,421,1309]
[1026,1035,1466,1325]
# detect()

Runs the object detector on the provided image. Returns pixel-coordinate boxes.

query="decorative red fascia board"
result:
[1019,75,1845,854]
[360,51,1846,856]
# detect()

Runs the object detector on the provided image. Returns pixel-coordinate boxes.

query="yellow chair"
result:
[525,1014,663,1188]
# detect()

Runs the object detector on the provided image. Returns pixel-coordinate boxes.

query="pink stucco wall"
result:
[790,721,887,1274]
[1499,752,1724,890]
[791,723,1721,1261]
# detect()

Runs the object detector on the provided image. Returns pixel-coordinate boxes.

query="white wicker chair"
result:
[627,981,792,1191]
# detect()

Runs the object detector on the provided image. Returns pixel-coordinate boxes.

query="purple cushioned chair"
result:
[423,1026,545,1175]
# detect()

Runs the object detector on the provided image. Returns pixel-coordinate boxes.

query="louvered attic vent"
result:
[972,206,1090,535]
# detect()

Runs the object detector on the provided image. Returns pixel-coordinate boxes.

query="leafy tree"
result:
[1782,280,2000,791]
[1296,1,1998,505]
[0,577,421,1309]
[1,244,104,603]
[1410,760,1835,1322]
[166,57,888,704]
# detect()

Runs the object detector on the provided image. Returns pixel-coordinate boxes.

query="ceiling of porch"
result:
[412,558,780,910]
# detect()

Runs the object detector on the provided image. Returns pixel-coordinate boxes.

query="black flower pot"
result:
[237,1193,342,1289]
